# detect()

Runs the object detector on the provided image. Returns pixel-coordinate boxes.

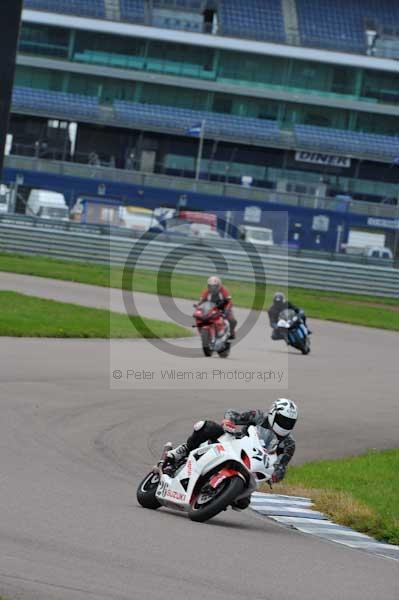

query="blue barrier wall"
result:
[4,167,398,252]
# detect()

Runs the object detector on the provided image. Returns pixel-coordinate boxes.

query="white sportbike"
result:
[137,425,277,522]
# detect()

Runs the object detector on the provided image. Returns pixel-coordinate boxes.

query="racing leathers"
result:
[167,409,296,508]
[199,285,237,339]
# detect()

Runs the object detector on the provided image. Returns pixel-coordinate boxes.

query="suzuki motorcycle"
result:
[276,308,310,355]
[137,425,277,523]
[193,301,231,358]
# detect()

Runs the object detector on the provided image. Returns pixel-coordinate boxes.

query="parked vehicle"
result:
[240,225,274,246]
[193,301,231,358]
[118,206,162,232]
[276,308,311,355]
[136,424,277,523]
[26,189,69,220]
[0,185,10,214]
[190,223,221,239]
[343,230,392,259]
[343,244,393,259]
[364,246,393,259]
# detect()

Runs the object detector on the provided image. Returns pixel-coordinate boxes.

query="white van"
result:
[241,225,274,246]
[26,189,69,220]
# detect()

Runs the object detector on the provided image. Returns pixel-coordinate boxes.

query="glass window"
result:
[356,112,399,135]
[362,69,399,104]
[68,74,101,96]
[218,51,285,86]
[19,24,69,58]
[140,83,206,109]
[331,66,356,95]
[75,30,146,58]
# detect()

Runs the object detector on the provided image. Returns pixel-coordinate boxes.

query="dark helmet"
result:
[273,292,286,305]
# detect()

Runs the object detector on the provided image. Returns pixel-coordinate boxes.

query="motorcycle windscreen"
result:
[200,300,217,318]
[278,308,296,321]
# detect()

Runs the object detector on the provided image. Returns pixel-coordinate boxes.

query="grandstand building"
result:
[3,0,399,252]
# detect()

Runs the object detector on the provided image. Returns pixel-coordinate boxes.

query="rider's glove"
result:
[222,419,240,434]
[271,466,286,483]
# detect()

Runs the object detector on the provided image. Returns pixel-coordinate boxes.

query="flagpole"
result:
[195,119,206,182]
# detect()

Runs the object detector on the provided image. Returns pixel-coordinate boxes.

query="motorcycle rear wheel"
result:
[137,471,162,509]
[188,476,245,523]
[218,342,230,358]
[201,329,213,357]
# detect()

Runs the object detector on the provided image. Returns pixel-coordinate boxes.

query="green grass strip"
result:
[268,449,399,545]
[0,291,190,338]
[1,252,399,330]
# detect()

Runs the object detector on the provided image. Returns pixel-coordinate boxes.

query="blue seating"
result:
[296,0,399,52]
[219,0,286,43]
[24,0,105,19]
[24,0,399,53]
[120,1,145,24]
[153,0,204,9]
[12,86,100,119]
[113,101,282,144]
[294,124,399,161]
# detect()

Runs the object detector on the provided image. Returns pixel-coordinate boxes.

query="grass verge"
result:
[0,291,191,338]
[1,252,399,330]
[262,449,399,545]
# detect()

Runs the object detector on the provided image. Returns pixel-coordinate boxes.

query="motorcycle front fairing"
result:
[194,302,227,344]
[277,314,308,346]
[277,318,290,329]
[154,426,276,512]
[155,443,247,512]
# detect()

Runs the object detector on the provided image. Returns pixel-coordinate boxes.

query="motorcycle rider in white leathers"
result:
[166,399,298,510]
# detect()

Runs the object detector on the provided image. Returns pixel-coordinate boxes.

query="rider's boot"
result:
[166,443,189,463]
[163,443,189,476]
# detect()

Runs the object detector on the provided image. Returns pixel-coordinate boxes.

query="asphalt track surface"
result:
[0,273,398,600]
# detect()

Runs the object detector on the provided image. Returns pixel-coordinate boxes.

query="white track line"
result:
[251,493,399,561]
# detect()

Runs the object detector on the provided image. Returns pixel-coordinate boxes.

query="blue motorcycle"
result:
[276,309,311,355]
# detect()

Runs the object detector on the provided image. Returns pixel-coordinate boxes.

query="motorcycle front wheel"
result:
[301,338,311,355]
[137,471,162,509]
[201,329,213,357]
[188,476,245,523]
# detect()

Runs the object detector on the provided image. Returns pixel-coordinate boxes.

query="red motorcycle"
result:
[193,301,231,358]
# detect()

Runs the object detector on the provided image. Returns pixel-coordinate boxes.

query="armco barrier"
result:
[0,224,398,298]
[0,214,395,267]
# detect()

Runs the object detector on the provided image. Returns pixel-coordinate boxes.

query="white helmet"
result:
[207,276,221,294]
[267,398,298,437]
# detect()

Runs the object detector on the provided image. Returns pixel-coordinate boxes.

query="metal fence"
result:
[0,222,398,298]
[0,214,396,267]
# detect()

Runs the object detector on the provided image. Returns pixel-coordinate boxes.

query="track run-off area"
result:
[0,272,398,600]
